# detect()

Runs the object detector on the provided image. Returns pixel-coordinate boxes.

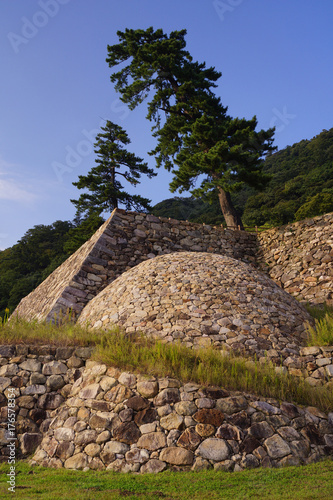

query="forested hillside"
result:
[1,128,332,319]
[0,215,103,319]
[152,128,333,227]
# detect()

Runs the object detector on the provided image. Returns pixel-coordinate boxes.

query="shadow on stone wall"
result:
[1,345,332,472]
[12,210,333,324]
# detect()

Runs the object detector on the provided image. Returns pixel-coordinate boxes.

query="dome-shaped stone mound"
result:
[78,252,313,359]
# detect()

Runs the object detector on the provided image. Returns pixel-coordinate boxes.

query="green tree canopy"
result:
[71,120,156,218]
[241,128,333,227]
[106,27,275,228]
[0,221,73,317]
[295,192,333,221]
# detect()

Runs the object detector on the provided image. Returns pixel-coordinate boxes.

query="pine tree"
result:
[71,120,156,218]
[106,27,275,228]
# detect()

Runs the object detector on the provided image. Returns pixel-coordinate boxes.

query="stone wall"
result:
[257,213,333,305]
[77,252,313,362]
[0,345,332,472]
[13,209,258,323]
[12,210,333,323]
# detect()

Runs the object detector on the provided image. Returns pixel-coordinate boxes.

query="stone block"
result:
[160,446,194,466]
[113,422,141,445]
[140,459,166,474]
[19,360,42,372]
[264,434,291,458]
[193,408,224,426]
[64,453,88,470]
[137,380,159,398]
[42,361,67,375]
[197,438,230,461]
[177,428,201,451]
[137,432,167,451]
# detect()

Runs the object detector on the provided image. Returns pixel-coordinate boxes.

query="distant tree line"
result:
[0,214,103,319]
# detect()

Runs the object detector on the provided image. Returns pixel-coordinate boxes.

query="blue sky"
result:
[1,0,332,250]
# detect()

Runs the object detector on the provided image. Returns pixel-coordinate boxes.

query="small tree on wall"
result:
[71,120,156,218]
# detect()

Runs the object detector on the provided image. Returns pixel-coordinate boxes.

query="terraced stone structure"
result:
[13,210,333,325]
[12,209,258,322]
[78,252,312,360]
[5,211,333,474]
[1,347,332,472]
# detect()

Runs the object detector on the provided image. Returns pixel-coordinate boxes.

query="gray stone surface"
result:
[0,346,331,473]
[78,252,312,359]
[197,438,230,461]
[264,434,291,458]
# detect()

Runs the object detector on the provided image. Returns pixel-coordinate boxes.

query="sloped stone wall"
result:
[12,210,333,324]
[0,345,332,472]
[12,216,118,322]
[78,252,312,362]
[13,209,258,323]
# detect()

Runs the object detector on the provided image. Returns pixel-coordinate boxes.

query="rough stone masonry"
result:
[78,252,312,362]
[12,210,333,323]
[0,346,332,472]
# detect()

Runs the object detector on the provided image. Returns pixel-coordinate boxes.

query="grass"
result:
[307,315,333,346]
[0,316,109,347]
[93,331,333,413]
[305,302,333,321]
[0,460,332,500]
[1,318,332,413]
[305,303,333,346]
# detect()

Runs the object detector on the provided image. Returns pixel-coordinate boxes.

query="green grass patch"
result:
[0,460,332,500]
[305,302,333,322]
[0,315,112,347]
[305,303,333,346]
[1,318,332,413]
[306,314,333,346]
[92,331,333,413]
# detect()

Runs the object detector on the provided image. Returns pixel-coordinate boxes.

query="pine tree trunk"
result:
[111,165,118,209]
[217,187,244,230]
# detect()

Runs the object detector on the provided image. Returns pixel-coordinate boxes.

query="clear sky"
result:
[1,0,332,250]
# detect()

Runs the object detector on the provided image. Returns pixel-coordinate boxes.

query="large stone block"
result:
[159,447,194,465]
[137,432,167,451]
[264,434,291,459]
[197,438,230,461]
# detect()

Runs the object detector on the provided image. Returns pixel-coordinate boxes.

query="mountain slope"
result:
[152,128,333,227]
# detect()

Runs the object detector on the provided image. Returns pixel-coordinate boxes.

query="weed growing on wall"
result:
[0,308,10,326]
[307,314,333,346]
[1,319,332,412]
[305,302,333,345]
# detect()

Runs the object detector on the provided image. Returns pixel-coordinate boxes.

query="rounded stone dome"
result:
[78,252,312,358]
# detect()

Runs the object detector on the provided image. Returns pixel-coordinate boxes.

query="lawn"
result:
[0,460,332,500]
